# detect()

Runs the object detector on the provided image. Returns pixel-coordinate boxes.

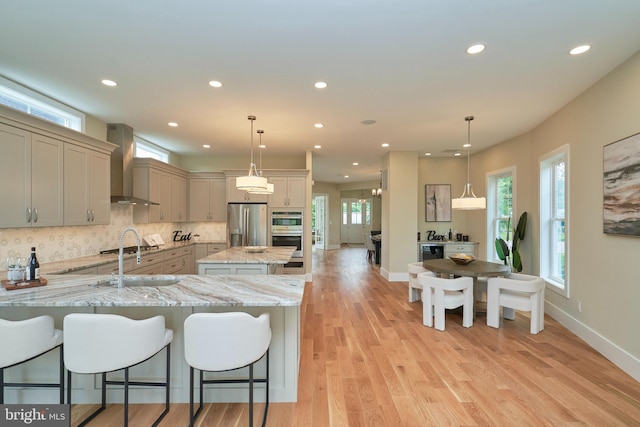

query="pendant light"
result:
[248,129,274,195]
[372,170,382,197]
[236,115,268,192]
[452,115,486,210]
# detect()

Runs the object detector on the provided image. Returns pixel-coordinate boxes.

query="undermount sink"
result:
[95,278,179,288]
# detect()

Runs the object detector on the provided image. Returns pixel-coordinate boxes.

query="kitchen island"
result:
[0,273,305,404]
[197,246,295,275]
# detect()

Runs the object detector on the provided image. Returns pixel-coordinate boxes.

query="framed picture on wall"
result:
[425,184,451,222]
[603,131,640,236]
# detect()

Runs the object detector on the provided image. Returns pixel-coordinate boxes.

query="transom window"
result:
[0,76,84,131]
[134,136,169,163]
[540,145,569,296]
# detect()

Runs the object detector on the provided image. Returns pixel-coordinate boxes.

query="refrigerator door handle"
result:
[243,208,249,246]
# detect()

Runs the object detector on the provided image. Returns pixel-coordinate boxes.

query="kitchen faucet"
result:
[118,227,142,288]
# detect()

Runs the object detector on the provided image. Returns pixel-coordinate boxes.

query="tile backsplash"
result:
[0,205,226,264]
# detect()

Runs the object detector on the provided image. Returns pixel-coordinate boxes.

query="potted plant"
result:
[495,211,527,272]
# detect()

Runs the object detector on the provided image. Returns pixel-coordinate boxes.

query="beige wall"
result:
[448,51,640,365]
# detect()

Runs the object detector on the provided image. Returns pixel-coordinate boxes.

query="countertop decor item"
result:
[449,254,476,265]
[244,246,268,253]
[2,277,47,291]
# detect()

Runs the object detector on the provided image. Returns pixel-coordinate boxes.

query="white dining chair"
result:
[418,274,474,331]
[0,315,64,404]
[184,312,271,427]
[407,262,435,302]
[64,313,173,427]
[487,273,545,334]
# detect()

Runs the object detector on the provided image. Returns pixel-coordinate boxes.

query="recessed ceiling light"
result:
[352,162,359,166]
[381,143,389,148]
[258,144,266,149]
[344,175,349,178]
[314,81,327,89]
[203,144,210,148]
[101,79,117,87]
[466,44,485,54]
[168,122,178,127]
[454,152,462,156]
[208,80,223,88]
[314,145,322,149]
[424,152,431,156]
[463,143,471,148]
[569,45,591,55]
[361,119,376,125]
[314,123,324,128]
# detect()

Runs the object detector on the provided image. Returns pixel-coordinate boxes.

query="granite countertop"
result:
[1,241,227,276]
[0,274,305,307]
[197,246,296,265]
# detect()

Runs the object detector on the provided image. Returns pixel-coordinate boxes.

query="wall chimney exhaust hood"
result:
[107,123,159,205]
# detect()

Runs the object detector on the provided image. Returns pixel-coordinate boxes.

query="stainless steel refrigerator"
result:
[227,203,268,247]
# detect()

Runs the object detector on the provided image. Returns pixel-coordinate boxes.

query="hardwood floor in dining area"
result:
[72,245,640,426]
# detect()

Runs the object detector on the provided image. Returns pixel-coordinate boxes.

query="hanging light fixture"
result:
[248,129,274,195]
[357,189,367,204]
[372,170,382,197]
[452,115,486,210]
[236,115,268,192]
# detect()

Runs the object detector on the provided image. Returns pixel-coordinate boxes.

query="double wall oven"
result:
[271,211,303,271]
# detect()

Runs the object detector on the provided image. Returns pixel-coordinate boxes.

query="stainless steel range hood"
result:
[107,123,159,205]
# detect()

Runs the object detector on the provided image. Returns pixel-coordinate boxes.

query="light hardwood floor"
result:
[71,245,640,426]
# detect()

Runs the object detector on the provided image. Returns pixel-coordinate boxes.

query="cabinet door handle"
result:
[91,209,95,221]
[86,209,91,222]
[26,207,32,223]
[33,208,38,223]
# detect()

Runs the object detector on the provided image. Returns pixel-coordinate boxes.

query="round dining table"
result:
[422,258,511,278]
[422,258,511,317]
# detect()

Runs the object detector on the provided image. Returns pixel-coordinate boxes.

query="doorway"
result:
[340,198,372,244]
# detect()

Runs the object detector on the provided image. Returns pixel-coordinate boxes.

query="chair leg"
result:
[262,349,270,427]
[422,288,433,327]
[1,367,4,404]
[462,288,473,328]
[434,289,446,331]
[59,344,65,404]
[486,286,500,328]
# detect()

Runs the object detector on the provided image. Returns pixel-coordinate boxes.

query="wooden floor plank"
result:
[69,245,640,426]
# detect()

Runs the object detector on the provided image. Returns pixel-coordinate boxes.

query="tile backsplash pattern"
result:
[0,205,226,264]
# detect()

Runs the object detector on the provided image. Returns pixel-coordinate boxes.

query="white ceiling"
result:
[2,1,640,183]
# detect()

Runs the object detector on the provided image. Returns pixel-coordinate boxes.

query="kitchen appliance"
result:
[418,243,444,261]
[271,211,303,258]
[227,203,268,248]
[106,123,159,205]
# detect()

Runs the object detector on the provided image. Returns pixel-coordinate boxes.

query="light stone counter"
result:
[197,246,296,275]
[1,273,305,405]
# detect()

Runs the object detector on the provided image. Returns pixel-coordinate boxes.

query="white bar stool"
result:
[0,315,64,403]
[184,312,271,427]
[63,313,173,427]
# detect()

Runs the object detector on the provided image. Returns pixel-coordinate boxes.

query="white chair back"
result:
[487,273,545,334]
[0,315,63,368]
[418,274,474,331]
[407,262,435,302]
[184,312,271,372]
[64,313,173,374]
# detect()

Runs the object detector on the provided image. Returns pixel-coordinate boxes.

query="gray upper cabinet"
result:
[64,143,111,225]
[188,173,226,222]
[0,123,64,228]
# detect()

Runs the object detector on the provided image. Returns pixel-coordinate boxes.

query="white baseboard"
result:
[545,301,640,382]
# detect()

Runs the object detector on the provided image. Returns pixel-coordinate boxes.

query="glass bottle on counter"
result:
[26,247,40,281]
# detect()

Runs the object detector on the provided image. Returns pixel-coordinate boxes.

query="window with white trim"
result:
[486,167,515,263]
[134,136,169,163]
[0,76,84,131]
[540,145,569,296]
